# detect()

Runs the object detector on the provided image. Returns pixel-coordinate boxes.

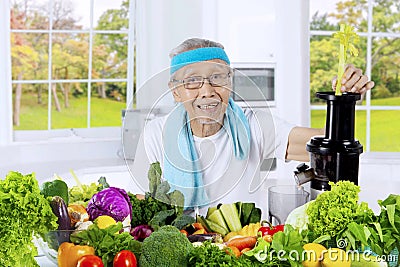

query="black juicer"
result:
[294,92,363,200]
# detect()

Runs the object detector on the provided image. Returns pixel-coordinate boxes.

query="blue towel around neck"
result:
[163,98,250,208]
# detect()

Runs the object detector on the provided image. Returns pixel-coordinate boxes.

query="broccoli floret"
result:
[157,225,180,233]
[139,225,193,267]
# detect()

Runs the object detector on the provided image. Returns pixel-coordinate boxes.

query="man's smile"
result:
[197,103,219,110]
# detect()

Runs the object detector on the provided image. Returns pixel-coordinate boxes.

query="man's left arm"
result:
[286,127,324,161]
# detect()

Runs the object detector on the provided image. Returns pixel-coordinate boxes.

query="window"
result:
[309,0,400,152]
[6,0,135,141]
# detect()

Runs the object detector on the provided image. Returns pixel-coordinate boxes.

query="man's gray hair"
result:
[169,38,225,58]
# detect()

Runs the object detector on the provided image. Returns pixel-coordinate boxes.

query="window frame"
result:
[1,0,136,144]
[309,0,400,153]
[0,0,13,145]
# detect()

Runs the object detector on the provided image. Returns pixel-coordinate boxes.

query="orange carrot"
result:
[226,236,257,251]
[225,246,241,258]
[180,229,188,236]
[192,222,204,230]
[240,247,252,254]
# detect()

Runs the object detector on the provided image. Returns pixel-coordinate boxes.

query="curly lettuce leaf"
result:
[306,181,361,238]
[0,171,58,267]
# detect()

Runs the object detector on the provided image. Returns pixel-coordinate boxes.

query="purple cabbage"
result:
[130,224,153,241]
[87,187,132,222]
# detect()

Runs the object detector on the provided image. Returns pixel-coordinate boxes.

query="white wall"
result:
[135,0,204,109]
[209,0,276,63]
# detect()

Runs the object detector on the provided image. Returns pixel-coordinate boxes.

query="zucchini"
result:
[235,202,243,222]
[219,203,242,232]
[240,202,255,225]
[248,207,262,224]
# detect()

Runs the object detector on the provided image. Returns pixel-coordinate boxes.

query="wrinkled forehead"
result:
[173,59,231,79]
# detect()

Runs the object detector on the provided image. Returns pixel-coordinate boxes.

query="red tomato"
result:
[77,255,104,267]
[113,250,137,267]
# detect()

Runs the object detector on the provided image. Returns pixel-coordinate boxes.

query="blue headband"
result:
[170,47,230,74]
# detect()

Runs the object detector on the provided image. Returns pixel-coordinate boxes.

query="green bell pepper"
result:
[41,179,69,205]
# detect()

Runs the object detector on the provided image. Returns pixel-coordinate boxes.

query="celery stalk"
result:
[333,24,360,95]
[335,24,346,96]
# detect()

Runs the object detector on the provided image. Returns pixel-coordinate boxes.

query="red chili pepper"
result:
[258,221,284,237]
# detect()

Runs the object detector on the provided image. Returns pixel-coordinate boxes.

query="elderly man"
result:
[131,38,374,211]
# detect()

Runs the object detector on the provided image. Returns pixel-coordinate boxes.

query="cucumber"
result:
[207,209,229,230]
[219,203,242,232]
[206,206,218,218]
[196,215,211,233]
[204,218,229,236]
[197,214,229,236]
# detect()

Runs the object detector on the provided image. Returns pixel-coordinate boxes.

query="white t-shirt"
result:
[130,107,295,214]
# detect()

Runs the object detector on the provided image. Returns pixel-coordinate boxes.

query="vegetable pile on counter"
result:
[4,162,400,267]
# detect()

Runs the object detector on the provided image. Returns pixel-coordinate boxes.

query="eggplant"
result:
[50,196,72,230]
[50,196,72,244]
[187,233,222,243]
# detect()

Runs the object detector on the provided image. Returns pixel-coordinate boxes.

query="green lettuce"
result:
[0,171,58,267]
[307,181,361,238]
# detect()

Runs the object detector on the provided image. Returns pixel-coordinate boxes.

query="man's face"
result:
[170,59,232,126]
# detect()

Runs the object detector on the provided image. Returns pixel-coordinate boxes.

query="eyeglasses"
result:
[171,73,231,89]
